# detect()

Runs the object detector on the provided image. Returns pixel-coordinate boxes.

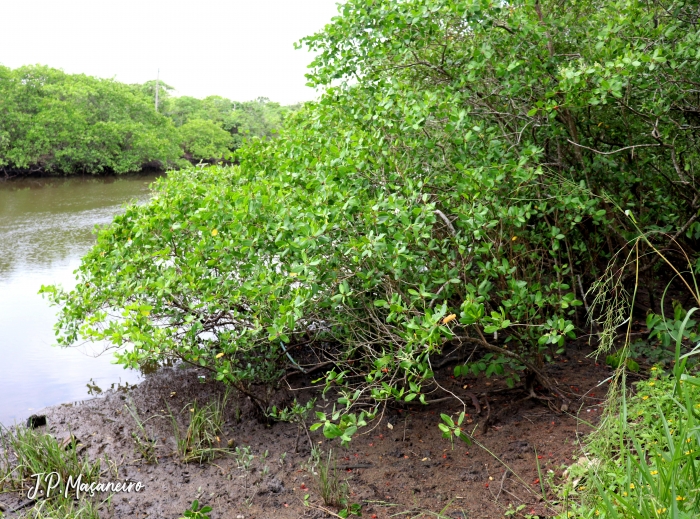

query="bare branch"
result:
[566,139,661,156]
[434,209,456,236]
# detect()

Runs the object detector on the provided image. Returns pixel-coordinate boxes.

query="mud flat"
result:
[1,345,610,518]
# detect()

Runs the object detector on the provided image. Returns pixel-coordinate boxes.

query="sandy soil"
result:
[1,344,612,519]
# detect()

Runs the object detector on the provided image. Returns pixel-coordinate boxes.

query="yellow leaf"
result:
[442,314,456,325]
[216,352,225,359]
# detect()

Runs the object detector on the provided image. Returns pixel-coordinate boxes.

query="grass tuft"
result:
[316,449,349,508]
[0,425,104,497]
[169,393,228,463]
[17,496,102,519]
[125,401,158,464]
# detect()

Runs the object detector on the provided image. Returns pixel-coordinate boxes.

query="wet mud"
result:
[1,344,612,518]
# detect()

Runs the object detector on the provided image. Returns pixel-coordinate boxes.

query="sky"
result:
[0,0,340,105]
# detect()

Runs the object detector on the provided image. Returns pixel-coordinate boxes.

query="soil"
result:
[1,343,613,519]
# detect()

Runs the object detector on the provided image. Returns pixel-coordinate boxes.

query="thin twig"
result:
[496,469,509,502]
[566,139,660,155]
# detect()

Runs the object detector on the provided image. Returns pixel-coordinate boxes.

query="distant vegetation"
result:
[0,65,296,176]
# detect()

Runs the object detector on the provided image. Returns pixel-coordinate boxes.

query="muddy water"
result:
[0,174,161,425]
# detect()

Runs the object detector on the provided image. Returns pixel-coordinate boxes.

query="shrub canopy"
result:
[44,0,700,440]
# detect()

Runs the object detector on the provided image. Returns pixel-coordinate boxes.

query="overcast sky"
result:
[1,0,340,105]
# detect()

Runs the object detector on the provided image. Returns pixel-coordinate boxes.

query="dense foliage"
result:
[0,65,182,175]
[177,119,234,162]
[163,95,295,151]
[44,0,700,442]
[0,66,294,175]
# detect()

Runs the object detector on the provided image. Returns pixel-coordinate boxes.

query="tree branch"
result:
[566,139,661,156]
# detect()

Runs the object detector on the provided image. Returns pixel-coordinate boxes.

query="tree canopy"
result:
[0,65,295,175]
[163,95,296,151]
[0,65,182,175]
[44,0,700,443]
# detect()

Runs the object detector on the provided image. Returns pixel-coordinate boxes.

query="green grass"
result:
[558,320,700,519]
[0,426,110,518]
[0,426,105,497]
[316,449,349,508]
[17,496,102,519]
[125,401,158,464]
[556,243,700,519]
[169,393,228,464]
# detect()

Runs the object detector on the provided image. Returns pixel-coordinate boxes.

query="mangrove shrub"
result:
[44,0,700,441]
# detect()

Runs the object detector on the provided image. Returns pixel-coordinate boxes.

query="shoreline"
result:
[0,169,167,182]
[0,346,607,519]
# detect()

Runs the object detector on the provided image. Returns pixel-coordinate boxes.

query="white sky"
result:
[0,0,340,105]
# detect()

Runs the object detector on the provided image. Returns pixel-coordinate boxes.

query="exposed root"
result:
[458,336,571,412]
[481,395,491,435]
[466,391,482,415]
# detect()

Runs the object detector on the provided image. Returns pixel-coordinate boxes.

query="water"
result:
[0,174,161,425]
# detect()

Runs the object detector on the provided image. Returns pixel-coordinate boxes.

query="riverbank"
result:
[0,168,166,181]
[0,343,610,519]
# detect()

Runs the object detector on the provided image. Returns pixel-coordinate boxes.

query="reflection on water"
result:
[86,378,138,396]
[0,174,161,425]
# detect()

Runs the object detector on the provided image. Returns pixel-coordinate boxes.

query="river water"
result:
[0,174,161,426]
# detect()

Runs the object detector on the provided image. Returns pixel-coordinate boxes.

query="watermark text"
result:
[28,472,144,500]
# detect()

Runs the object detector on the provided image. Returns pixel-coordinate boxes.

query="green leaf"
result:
[440,413,455,427]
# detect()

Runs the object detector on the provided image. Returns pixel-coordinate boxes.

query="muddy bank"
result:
[1,346,611,518]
